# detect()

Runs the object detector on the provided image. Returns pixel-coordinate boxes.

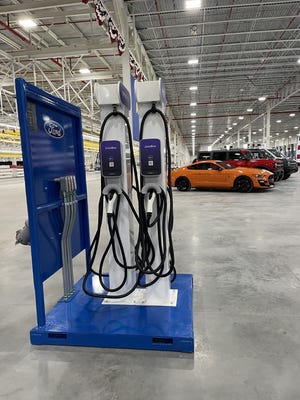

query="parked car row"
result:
[171,148,298,193]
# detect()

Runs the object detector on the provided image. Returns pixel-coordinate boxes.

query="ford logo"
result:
[44,120,64,139]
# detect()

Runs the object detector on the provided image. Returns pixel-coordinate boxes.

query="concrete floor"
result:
[1,172,300,400]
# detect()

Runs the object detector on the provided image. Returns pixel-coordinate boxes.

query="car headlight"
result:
[253,173,264,178]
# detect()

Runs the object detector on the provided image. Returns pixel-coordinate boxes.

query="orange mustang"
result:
[171,160,274,193]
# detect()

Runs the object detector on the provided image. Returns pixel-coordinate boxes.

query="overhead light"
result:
[190,112,196,116]
[191,119,196,123]
[294,126,299,129]
[270,135,273,138]
[247,108,253,112]
[224,130,228,133]
[289,113,295,117]
[190,102,197,106]
[284,130,288,133]
[252,132,257,135]
[276,133,280,136]
[189,86,198,91]
[276,120,281,123]
[238,116,244,120]
[259,128,263,132]
[228,127,232,130]
[289,135,292,138]
[258,96,266,102]
[79,68,91,74]
[233,122,237,126]
[191,125,196,128]
[188,59,199,65]
[18,19,37,28]
[185,0,201,9]
[297,58,300,64]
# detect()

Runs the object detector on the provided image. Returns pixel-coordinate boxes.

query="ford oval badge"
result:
[44,120,64,139]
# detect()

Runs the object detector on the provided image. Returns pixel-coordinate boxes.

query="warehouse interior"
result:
[0,0,300,399]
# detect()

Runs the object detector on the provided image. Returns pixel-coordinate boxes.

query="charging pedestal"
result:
[16,78,193,352]
[93,82,136,296]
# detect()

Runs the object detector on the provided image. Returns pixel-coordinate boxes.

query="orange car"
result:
[171,160,274,193]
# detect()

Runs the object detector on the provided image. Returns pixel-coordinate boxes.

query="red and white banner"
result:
[81,0,146,80]
[94,0,108,25]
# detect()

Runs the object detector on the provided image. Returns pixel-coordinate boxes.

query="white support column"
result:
[248,125,252,147]
[265,103,271,148]
[263,114,266,144]
[237,130,240,147]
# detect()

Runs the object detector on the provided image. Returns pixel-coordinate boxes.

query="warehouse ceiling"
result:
[0,0,299,154]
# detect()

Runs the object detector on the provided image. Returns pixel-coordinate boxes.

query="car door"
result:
[186,162,210,187]
[203,162,234,188]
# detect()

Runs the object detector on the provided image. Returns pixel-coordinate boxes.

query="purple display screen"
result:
[100,140,122,177]
[140,138,161,176]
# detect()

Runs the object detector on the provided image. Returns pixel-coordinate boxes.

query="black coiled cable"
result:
[138,103,176,284]
[82,109,143,299]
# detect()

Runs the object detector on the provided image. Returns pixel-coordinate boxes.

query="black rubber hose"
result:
[83,109,142,299]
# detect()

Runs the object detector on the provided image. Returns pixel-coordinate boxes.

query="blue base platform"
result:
[30,274,194,353]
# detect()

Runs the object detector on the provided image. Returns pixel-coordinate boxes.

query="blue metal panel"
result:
[30,274,194,353]
[130,75,139,141]
[15,78,90,327]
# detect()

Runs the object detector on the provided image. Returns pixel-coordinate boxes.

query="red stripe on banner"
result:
[298,145,300,150]
[297,155,300,159]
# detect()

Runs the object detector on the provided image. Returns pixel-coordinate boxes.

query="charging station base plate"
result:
[30,273,194,352]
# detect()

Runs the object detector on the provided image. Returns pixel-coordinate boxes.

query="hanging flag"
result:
[129,53,135,71]
[81,0,89,3]
[118,35,126,55]
[107,18,118,42]
[94,0,108,26]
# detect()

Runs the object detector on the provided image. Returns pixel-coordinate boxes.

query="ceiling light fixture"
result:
[276,120,281,123]
[185,0,201,9]
[191,119,196,123]
[259,128,263,132]
[289,113,295,117]
[188,59,199,65]
[79,68,91,74]
[297,58,300,64]
[289,135,292,138]
[18,19,37,28]
[238,116,244,120]
[233,122,237,126]
[190,102,197,106]
[190,113,196,116]
[247,108,253,112]
[189,86,198,91]
[252,132,257,135]
[284,130,288,133]
[258,96,266,102]
[294,126,299,129]
[276,133,279,136]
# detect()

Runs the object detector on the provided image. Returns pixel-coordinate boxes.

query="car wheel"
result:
[234,176,253,193]
[283,173,290,180]
[176,177,191,191]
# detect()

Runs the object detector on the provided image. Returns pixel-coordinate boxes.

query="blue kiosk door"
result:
[15,78,90,327]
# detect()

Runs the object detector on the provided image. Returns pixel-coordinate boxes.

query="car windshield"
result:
[216,161,234,169]
[268,149,284,158]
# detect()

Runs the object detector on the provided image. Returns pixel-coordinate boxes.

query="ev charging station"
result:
[16,77,194,352]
